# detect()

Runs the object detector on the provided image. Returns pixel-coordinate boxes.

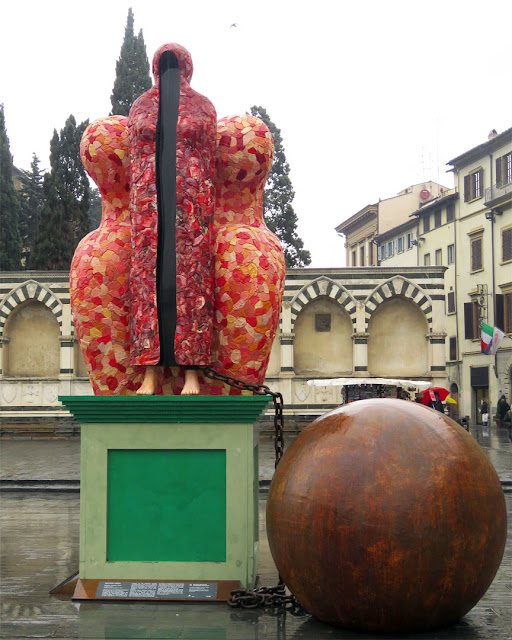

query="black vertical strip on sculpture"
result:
[156,50,180,366]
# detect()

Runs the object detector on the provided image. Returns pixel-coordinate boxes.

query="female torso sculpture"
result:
[72,44,285,397]
[128,43,217,394]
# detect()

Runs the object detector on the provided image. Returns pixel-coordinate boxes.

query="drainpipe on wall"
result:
[450,166,463,412]
[454,192,461,404]
[488,152,498,381]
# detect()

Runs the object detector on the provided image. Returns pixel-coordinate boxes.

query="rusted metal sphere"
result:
[267,399,507,633]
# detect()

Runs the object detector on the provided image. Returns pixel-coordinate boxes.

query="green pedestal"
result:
[59,396,268,599]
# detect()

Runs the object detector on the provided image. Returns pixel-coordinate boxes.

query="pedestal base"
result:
[59,396,269,598]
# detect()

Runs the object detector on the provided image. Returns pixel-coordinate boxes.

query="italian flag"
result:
[481,322,493,354]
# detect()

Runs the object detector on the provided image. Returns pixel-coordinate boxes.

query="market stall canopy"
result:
[307,378,432,391]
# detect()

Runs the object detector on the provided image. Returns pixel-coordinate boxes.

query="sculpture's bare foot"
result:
[137,366,157,395]
[181,369,200,395]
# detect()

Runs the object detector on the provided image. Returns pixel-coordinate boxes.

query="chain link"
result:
[201,366,301,611]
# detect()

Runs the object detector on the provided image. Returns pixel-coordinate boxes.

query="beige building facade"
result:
[367,128,512,423]
[447,127,512,423]
[336,181,449,267]
[0,267,447,432]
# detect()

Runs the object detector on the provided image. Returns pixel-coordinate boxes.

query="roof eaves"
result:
[335,204,378,233]
[447,127,512,168]
[409,192,459,217]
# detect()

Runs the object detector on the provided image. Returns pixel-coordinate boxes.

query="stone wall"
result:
[1,267,447,433]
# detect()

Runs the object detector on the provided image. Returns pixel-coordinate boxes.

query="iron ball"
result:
[266,399,507,633]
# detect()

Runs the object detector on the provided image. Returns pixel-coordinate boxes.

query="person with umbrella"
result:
[422,387,449,413]
[428,391,445,413]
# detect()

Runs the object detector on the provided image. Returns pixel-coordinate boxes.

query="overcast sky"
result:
[2,0,511,267]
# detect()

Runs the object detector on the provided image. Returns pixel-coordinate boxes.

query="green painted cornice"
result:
[59,395,270,423]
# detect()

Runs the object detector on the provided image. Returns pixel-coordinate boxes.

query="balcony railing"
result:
[485,179,512,206]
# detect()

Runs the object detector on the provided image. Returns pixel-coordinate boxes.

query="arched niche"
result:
[74,341,89,378]
[3,300,60,377]
[368,297,428,377]
[265,335,281,377]
[294,297,353,377]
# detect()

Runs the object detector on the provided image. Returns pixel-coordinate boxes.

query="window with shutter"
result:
[496,156,502,186]
[435,249,442,265]
[471,237,483,271]
[449,336,457,361]
[465,170,484,201]
[496,153,512,187]
[424,253,430,266]
[464,302,474,339]
[505,292,512,333]
[360,246,365,266]
[447,244,455,264]
[473,301,480,334]
[502,227,512,262]
[434,210,441,228]
[495,294,504,331]
[474,170,482,198]
[447,292,455,313]
[423,216,430,233]
[446,203,455,222]
[464,175,470,202]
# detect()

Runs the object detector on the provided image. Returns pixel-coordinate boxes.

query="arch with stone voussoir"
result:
[363,276,433,331]
[0,280,64,339]
[290,277,357,332]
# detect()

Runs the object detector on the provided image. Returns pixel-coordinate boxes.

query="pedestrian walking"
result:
[496,395,510,427]
[480,399,488,426]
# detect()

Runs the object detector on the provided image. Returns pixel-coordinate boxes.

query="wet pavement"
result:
[2,425,511,487]
[1,425,511,639]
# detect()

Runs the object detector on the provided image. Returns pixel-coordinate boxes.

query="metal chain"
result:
[201,367,304,612]
[202,367,285,469]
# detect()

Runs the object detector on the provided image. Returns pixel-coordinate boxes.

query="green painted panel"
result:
[107,449,226,562]
[59,395,270,423]
[253,444,259,544]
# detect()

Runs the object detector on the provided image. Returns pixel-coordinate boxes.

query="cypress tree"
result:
[110,8,152,116]
[0,104,22,271]
[250,106,311,268]
[31,115,90,270]
[18,153,44,267]
[88,187,102,230]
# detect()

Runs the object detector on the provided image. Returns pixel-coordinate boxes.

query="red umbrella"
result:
[419,387,450,406]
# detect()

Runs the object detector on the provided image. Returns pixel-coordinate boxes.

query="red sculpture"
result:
[71,45,285,396]
[267,400,507,632]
